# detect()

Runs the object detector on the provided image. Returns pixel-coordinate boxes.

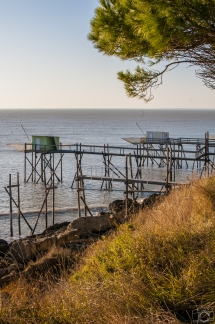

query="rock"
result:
[0,258,9,269]
[7,263,23,273]
[0,244,9,253]
[57,229,81,246]
[17,263,24,271]
[8,229,80,262]
[109,198,140,215]
[96,211,111,217]
[9,239,35,262]
[3,257,16,265]
[0,198,139,285]
[0,272,18,288]
[41,222,71,235]
[141,193,161,209]
[0,240,9,256]
[35,236,57,253]
[109,199,127,214]
[0,268,6,278]
[0,239,8,245]
[67,214,121,235]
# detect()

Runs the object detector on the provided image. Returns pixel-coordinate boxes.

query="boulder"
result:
[67,214,121,234]
[109,199,127,214]
[0,244,9,253]
[0,240,9,256]
[35,236,57,253]
[0,239,8,245]
[57,229,81,246]
[0,268,6,278]
[9,239,34,262]
[0,272,18,288]
[5,198,142,265]
[109,198,140,215]
[41,222,70,235]
[7,263,23,273]
[141,193,161,209]
[8,229,81,263]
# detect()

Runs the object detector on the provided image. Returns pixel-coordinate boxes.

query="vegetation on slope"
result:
[1,177,215,323]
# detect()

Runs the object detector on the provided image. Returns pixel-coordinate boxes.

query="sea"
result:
[1,108,215,242]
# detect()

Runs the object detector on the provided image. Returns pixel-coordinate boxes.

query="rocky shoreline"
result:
[0,194,161,288]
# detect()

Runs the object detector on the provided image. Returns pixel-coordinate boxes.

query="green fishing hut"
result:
[32,136,60,151]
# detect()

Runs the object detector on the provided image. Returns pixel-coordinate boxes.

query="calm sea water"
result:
[1,108,215,241]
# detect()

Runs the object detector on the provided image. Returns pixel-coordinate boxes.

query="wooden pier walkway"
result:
[78,174,186,186]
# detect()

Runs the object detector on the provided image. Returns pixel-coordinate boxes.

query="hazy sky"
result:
[0,0,215,109]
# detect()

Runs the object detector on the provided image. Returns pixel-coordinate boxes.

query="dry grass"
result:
[1,177,215,323]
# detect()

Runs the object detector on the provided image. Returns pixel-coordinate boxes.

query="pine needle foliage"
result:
[88,0,215,101]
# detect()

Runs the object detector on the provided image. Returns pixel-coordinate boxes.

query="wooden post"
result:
[129,153,135,200]
[170,147,173,182]
[166,148,169,193]
[52,156,55,226]
[17,172,21,235]
[173,144,176,182]
[31,149,34,182]
[125,155,128,218]
[104,144,107,189]
[76,155,81,218]
[60,142,63,182]
[44,165,48,229]
[9,174,13,236]
[41,154,44,182]
[80,196,93,217]
[107,144,111,189]
[34,150,37,184]
[147,144,149,167]
[24,143,26,183]
[205,133,209,176]
[80,167,87,217]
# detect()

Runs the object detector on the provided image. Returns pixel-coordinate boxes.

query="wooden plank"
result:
[78,175,186,186]
[6,185,19,188]
[9,174,13,237]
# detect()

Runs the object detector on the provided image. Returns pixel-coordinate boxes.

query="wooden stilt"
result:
[17,172,21,235]
[170,147,173,182]
[52,155,55,226]
[76,155,81,218]
[129,153,135,200]
[80,196,93,217]
[125,155,128,219]
[166,148,169,193]
[44,162,48,229]
[24,143,26,183]
[9,174,13,237]
[60,146,63,182]
[31,149,34,182]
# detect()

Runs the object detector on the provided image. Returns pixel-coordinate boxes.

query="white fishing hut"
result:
[146,131,169,142]
[123,131,169,145]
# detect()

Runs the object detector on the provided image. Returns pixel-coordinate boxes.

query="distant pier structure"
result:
[6,131,215,234]
[8,131,215,189]
[7,131,215,191]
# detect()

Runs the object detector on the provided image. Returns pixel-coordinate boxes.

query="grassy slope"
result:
[1,177,215,323]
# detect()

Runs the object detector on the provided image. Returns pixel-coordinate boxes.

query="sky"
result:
[0,0,215,109]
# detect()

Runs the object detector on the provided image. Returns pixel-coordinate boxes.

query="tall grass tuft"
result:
[1,177,215,323]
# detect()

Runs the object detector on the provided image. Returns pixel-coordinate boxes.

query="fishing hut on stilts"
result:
[6,130,215,236]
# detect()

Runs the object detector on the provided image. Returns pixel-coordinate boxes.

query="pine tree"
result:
[89,0,215,101]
